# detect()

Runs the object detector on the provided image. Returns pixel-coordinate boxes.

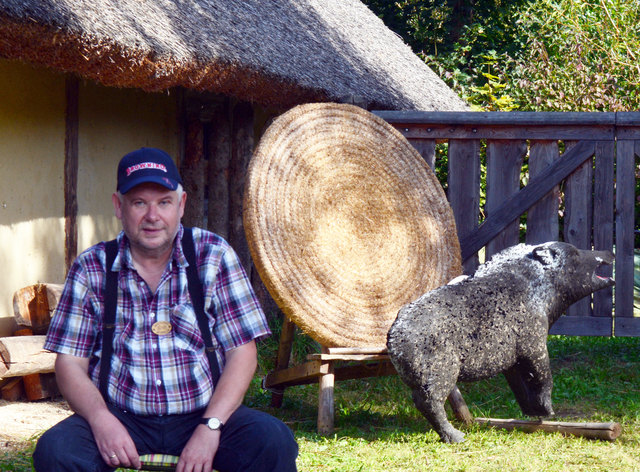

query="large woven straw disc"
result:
[244,103,461,347]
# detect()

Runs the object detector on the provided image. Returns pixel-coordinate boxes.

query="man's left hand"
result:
[176,425,219,472]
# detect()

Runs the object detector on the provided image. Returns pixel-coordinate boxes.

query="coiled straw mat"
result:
[244,103,461,347]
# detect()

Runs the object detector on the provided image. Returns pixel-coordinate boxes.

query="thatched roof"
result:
[0,0,467,110]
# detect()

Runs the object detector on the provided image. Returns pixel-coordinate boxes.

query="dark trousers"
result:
[33,404,298,472]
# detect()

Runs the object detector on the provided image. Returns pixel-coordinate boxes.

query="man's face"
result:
[112,182,186,259]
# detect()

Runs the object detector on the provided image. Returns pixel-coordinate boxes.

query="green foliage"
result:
[364,0,640,112]
[511,0,640,111]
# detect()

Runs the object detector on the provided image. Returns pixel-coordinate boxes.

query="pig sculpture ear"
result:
[531,246,557,266]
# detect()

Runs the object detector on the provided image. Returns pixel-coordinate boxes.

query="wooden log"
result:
[181,100,206,228]
[475,418,621,441]
[1,377,24,401]
[13,284,63,334]
[0,336,55,379]
[65,75,79,273]
[207,102,231,240]
[24,372,59,401]
[229,102,254,273]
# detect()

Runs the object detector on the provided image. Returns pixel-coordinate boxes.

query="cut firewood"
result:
[1,377,24,401]
[13,283,63,334]
[0,335,55,379]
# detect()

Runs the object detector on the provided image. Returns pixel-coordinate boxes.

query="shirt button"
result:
[150,312,156,319]
[152,343,158,350]
[156,379,162,386]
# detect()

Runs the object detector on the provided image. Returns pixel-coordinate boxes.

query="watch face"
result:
[207,418,222,430]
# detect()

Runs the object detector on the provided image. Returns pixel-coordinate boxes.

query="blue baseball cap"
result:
[117,148,182,194]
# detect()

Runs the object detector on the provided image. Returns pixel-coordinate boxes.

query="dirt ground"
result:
[0,397,72,452]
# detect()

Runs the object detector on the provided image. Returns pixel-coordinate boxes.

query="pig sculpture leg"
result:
[503,355,554,417]
[412,384,466,443]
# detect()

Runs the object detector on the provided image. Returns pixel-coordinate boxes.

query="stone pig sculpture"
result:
[387,241,614,443]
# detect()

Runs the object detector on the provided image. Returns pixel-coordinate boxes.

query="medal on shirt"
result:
[151,321,172,336]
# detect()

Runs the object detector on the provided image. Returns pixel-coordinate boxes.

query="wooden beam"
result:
[64,76,79,273]
[263,360,329,389]
[207,101,231,240]
[229,102,254,273]
[181,99,206,228]
[374,111,617,127]
[374,111,617,141]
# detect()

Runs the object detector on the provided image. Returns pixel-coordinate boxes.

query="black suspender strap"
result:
[100,238,119,400]
[182,227,221,387]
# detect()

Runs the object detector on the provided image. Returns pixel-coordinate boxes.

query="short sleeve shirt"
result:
[44,225,270,415]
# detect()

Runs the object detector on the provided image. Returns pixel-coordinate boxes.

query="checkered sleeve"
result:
[44,248,102,357]
[197,231,271,351]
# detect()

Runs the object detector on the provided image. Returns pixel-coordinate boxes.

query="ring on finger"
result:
[109,453,118,459]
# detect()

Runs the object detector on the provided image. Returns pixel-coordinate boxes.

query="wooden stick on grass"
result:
[475,418,622,441]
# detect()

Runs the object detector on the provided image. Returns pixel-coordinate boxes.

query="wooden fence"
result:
[375,111,639,337]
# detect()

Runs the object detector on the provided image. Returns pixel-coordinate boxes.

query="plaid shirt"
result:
[45,225,270,415]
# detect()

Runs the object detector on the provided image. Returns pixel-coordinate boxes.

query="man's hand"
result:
[176,425,220,472]
[55,354,141,469]
[90,409,141,470]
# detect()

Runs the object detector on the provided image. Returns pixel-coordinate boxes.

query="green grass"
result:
[3,335,639,471]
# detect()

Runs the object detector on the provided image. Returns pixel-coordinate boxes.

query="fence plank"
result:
[447,139,481,274]
[549,316,612,336]
[614,140,636,324]
[563,141,593,317]
[526,140,560,245]
[408,139,436,170]
[485,140,527,259]
[592,141,614,318]
[460,140,596,262]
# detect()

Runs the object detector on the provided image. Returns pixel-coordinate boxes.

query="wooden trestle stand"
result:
[263,317,473,435]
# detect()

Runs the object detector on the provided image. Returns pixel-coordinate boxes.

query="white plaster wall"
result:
[0,59,179,336]
[76,81,179,253]
[0,60,66,335]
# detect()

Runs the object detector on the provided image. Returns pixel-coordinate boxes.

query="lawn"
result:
[2,335,639,471]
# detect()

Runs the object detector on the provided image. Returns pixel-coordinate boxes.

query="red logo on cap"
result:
[126,162,167,176]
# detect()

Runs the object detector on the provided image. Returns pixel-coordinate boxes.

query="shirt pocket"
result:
[170,303,212,353]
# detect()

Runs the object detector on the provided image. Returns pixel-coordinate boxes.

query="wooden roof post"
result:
[64,76,79,274]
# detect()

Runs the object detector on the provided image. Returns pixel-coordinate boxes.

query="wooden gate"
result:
[375,111,639,337]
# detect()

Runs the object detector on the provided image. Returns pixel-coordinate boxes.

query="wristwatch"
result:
[200,417,224,431]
